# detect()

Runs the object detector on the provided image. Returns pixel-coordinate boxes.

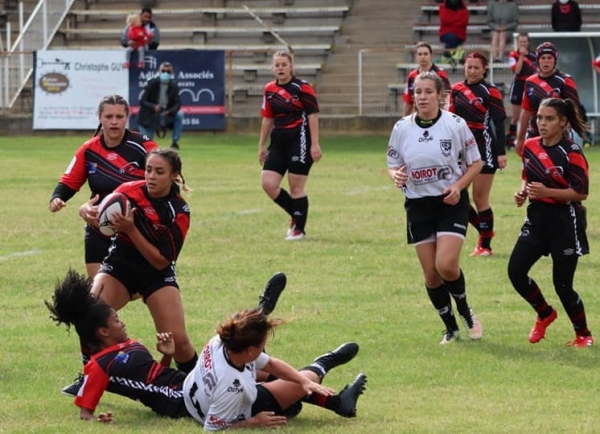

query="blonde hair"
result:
[272,50,294,64]
[126,13,140,25]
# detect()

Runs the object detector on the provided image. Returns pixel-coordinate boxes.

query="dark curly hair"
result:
[45,269,113,350]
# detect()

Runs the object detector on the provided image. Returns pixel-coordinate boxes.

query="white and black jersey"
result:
[387,110,481,199]
[182,336,269,431]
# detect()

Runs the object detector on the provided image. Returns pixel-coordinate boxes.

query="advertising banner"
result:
[33,50,128,130]
[128,50,226,131]
[33,49,226,131]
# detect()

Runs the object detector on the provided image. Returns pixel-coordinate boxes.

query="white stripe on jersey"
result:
[182,336,269,430]
[387,110,481,199]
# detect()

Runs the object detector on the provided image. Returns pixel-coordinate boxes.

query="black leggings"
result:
[508,239,580,310]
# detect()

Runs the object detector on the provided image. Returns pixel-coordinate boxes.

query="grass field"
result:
[1,133,600,433]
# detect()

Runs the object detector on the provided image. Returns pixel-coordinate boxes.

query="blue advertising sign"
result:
[128,50,225,130]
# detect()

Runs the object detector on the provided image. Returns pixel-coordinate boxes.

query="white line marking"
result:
[219,209,262,220]
[0,250,42,262]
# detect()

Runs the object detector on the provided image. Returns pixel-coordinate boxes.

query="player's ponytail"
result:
[93,123,102,137]
[539,98,589,139]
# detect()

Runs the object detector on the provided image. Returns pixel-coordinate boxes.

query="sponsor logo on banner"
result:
[129,50,225,131]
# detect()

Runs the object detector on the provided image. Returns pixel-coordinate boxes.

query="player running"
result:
[387,71,483,344]
[508,97,592,347]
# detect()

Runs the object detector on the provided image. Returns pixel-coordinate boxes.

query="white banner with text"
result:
[33,50,128,130]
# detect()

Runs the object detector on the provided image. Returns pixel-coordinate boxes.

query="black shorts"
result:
[98,254,179,301]
[474,132,499,174]
[517,201,589,257]
[84,225,112,264]
[263,127,313,176]
[404,190,470,244]
[251,384,284,415]
[509,79,525,105]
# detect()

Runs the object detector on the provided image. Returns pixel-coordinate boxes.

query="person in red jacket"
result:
[123,13,150,69]
[593,53,600,74]
[439,0,469,64]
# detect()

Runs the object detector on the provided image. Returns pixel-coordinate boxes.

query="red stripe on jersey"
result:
[522,137,589,205]
[522,71,580,136]
[58,131,158,200]
[261,77,319,129]
[115,180,189,263]
[508,51,537,80]
[449,80,506,131]
[403,65,451,105]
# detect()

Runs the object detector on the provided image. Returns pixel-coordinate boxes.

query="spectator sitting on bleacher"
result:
[402,42,452,116]
[121,7,160,51]
[487,0,519,63]
[123,14,149,69]
[438,0,469,64]
[551,0,582,32]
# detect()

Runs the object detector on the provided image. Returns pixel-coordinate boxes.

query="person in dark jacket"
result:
[138,62,184,149]
[551,0,582,32]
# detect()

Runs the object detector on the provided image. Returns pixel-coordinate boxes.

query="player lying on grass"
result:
[45,269,367,428]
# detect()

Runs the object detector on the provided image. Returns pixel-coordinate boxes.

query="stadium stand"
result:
[58,25,341,44]
[391,1,600,124]
[416,1,600,42]
[44,0,350,116]
[66,6,350,25]
[413,23,600,40]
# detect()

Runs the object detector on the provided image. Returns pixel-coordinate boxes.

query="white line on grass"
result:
[0,249,42,262]
[220,209,262,220]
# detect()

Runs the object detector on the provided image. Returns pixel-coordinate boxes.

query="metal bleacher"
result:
[47,0,353,115]
[415,1,600,47]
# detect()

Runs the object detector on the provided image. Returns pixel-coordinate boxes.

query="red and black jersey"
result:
[508,50,537,81]
[261,76,319,130]
[75,339,189,417]
[449,79,507,162]
[521,137,589,205]
[51,130,158,203]
[403,64,451,105]
[522,71,580,137]
[112,180,190,268]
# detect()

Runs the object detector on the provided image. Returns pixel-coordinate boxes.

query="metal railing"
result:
[1,0,74,110]
[358,48,515,117]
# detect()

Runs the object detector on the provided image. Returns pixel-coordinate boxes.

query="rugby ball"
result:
[97,192,131,237]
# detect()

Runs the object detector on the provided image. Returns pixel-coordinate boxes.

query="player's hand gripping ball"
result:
[97,192,131,236]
